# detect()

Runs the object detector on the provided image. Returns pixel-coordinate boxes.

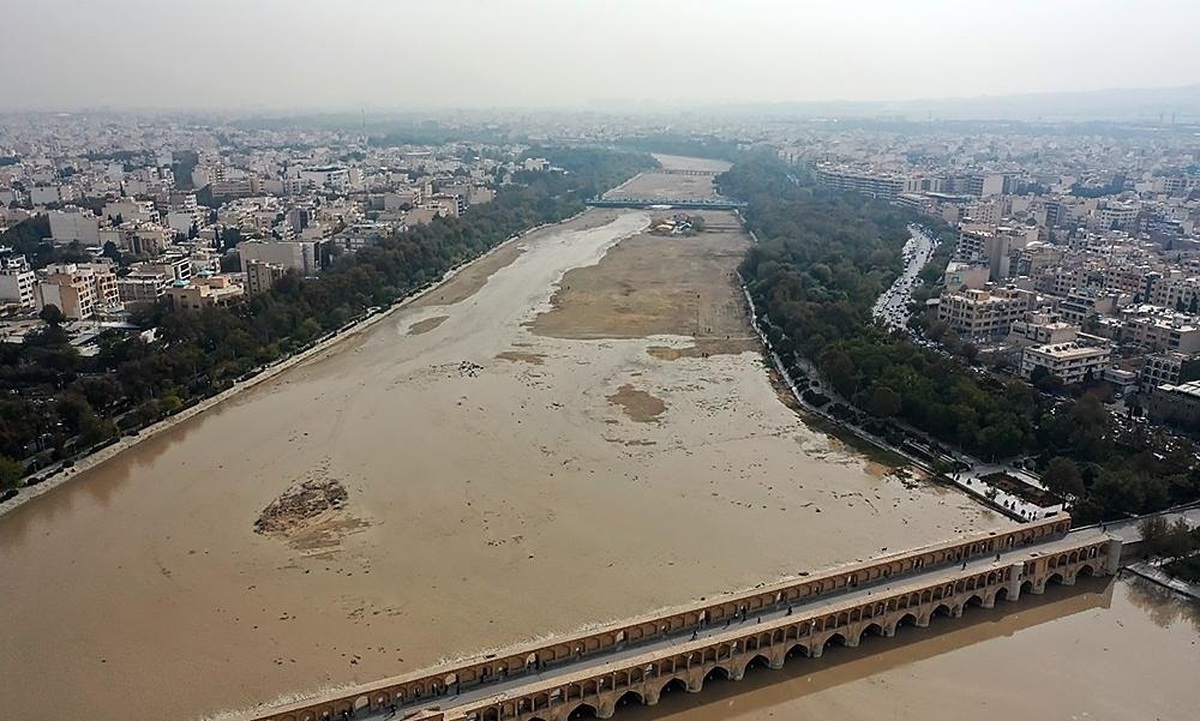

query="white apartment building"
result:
[102,198,159,224]
[0,254,36,309]
[1020,340,1112,385]
[48,206,101,245]
[30,185,77,205]
[239,239,325,276]
[814,165,904,200]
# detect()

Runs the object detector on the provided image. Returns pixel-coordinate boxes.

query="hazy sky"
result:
[3,0,1199,111]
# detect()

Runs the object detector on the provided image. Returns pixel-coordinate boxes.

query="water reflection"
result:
[1123,573,1200,632]
[0,405,207,547]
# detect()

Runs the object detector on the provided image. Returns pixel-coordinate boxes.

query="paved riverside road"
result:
[319,527,1112,721]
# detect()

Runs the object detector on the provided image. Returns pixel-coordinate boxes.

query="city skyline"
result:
[4,0,1200,112]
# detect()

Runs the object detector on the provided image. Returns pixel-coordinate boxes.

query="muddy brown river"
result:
[2,158,1196,721]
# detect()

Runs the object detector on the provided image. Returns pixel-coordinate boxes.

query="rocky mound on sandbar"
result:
[254,479,348,535]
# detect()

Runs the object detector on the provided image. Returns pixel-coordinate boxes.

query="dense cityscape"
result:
[3,3,1200,721]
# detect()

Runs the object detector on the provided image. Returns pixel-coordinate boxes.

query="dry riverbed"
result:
[0,169,1002,721]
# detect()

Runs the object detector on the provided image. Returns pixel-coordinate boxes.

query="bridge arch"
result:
[1047,572,1065,586]
[658,677,688,699]
[786,641,811,659]
[1078,563,1096,577]
[740,653,772,677]
[615,690,644,708]
[857,623,885,644]
[567,702,599,719]
[704,665,733,683]
[891,612,919,634]
[929,603,953,622]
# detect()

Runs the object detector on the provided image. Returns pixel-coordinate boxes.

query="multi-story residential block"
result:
[1020,338,1112,385]
[1057,290,1120,325]
[117,272,170,306]
[36,262,120,320]
[1141,352,1191,389]
[937,286,1037,340]
[244,259,287,296]
[1148,380,1200,430]
[0,254,36,309]
[103,198,159,224]
[48,207,101,245]
[1119,309,1200,353]
[815,165,904,200]
[164,275,243,311]
[239,239,327,276]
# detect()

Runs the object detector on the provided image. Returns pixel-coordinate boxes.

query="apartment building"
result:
[48,207,101,245]
[164,275,244,311]
[0,254,36,309]
[245,259,287,296]
[239,239,327,276]
[1120,311,1200,353]
[1020,338,1112,385]
[117,274,167,306]
[1141,352,1191,389]
[36,262,120,320]
[814,166,904,200]
[937,286,1037,340]
[1148,380,1200,430]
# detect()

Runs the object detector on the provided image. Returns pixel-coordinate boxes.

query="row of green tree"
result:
[723,152,1200,522]
[0,148,654,490]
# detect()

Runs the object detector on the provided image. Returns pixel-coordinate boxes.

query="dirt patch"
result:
[531,216,753,341]
[495,351,546,365]
[254,479,348,536]
[607,384,667,423]
[409,316,448,335]
[647,337,760,360]
[864,460,894,479]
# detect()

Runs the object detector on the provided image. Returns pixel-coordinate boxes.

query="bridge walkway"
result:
[340,527,1112,721]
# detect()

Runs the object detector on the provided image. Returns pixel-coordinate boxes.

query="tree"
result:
[1041,456,1084,499]
[101,241,122,264]
[0,455,24,490]
[39,304,66,327]
[1030,365,1065,394]
[867,385,902,418]
[1139,515,1170,555]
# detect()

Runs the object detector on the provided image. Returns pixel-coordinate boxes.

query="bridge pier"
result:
[951,605,964,618]
[844,635,860,648]
[1004,563,1023,601]
[1105,537,1123,574]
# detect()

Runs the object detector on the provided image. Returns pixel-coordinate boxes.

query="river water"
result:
[0,161,1196,721]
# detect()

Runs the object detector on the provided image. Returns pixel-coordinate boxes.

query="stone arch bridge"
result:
[251,516,1119,721]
